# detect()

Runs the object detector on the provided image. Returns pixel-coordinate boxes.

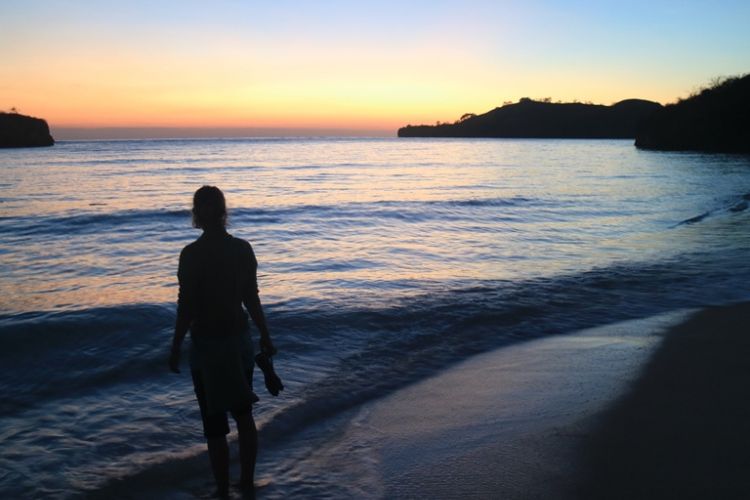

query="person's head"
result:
[192,185,227,230]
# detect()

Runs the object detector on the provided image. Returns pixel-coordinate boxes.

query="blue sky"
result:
[2,0,748,132]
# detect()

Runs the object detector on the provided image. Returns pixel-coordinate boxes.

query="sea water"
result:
[1,138,749,498]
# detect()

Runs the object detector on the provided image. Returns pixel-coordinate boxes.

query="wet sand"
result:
[578,302,750,499]
[354,302,750,499]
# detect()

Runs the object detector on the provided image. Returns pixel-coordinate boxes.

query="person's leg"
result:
[207,435,230,497]
[233,410,258,488]
[193,370,232,497]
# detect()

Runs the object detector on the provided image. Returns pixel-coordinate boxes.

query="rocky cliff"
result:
[0,112,55,148]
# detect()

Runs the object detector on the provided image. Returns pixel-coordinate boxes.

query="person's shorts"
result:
[191,368,254,438]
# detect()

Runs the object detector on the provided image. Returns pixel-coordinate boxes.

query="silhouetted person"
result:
[169,185,275,498]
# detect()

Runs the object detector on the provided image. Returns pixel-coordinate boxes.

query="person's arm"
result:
[245,292,275,355]
[169,248,195,373]
[243,245,276,355]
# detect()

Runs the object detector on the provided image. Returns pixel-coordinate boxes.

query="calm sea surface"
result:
[1,138,749,497]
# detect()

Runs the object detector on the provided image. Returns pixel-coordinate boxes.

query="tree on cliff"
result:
[635,73,750,153]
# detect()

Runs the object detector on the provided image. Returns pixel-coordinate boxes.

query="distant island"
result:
[398,98,662,139]
[635,74,750,153]
[0,111,55,148]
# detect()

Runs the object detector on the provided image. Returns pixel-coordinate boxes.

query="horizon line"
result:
[52,126,396,141]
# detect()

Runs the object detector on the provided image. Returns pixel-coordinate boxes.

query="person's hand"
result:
[260,336,277,356]
[169,347,181,373]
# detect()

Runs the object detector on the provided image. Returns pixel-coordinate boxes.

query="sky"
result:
[1,0,749,137]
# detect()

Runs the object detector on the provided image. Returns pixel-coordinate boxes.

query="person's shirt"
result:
[177,227,259,339]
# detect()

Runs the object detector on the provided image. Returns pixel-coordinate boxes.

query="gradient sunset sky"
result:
[2,0,749,136]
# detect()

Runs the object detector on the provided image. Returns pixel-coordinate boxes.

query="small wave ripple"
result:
[0,196,547,237]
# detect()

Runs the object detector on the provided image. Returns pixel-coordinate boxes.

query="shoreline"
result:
[339,309,697,499]
[78,303,749,498]
[578,301,750,499]
[327,303,750,499]
[347,301,750,499]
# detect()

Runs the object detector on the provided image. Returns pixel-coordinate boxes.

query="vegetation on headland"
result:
[398,98,662,139]
[0,109,55,148]
[635,73,750,153]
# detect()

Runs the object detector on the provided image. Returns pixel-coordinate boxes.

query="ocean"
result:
[1,137,749,498]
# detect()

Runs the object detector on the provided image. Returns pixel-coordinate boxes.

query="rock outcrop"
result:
[0,112,55,148]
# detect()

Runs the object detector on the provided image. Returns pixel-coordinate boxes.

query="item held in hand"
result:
[255,351,284,396]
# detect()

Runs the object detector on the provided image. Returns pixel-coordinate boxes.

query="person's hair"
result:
[192,185,227,229]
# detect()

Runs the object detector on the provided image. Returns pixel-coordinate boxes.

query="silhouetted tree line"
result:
[635,73,750,153]
[398,98,662,139]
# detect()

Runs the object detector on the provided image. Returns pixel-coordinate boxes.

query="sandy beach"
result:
[579,302,750,499]
[334,304,750,499]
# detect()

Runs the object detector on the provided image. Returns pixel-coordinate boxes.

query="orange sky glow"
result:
[2,1,748,137]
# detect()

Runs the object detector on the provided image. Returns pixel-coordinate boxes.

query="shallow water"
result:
[1,138,749,497]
